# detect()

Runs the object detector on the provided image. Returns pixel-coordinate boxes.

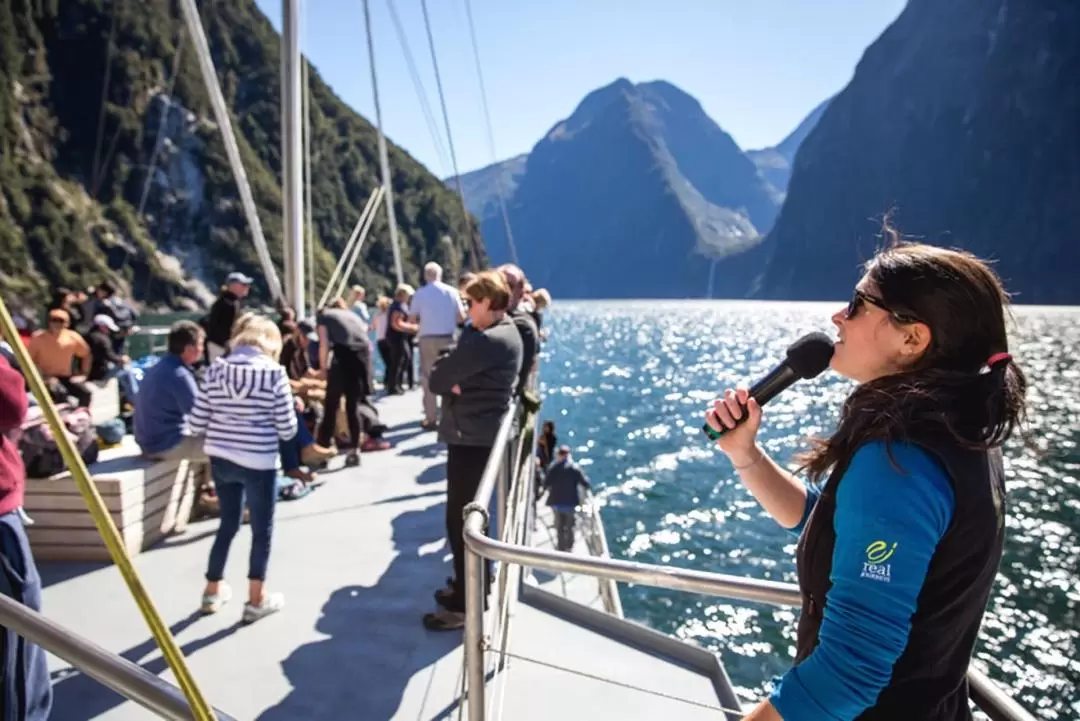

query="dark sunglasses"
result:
[846,289,920,324]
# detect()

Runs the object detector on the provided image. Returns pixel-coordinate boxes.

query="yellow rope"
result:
[0,299,216,720]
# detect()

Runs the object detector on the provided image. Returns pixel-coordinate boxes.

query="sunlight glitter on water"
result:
[538,300,1080,719]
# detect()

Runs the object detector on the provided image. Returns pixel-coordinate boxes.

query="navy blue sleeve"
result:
[771,441,955,721]
[172,367,198,416]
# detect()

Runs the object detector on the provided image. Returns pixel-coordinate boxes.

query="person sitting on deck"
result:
[542,445,591,552]
[424,270,523,632]
[28,308,92,408]
[0,354,52,720]
[189,316,296,622]
[134,321,207,461]
[85,314,139,404]
[280,320,326,403]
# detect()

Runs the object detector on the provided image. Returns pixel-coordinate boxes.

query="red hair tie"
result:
[987,352,1012,368]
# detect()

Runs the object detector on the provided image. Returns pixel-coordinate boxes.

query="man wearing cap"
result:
[28,308,92,408]
[86,314,139,403]
[541,445,591,552]
[204,272,252,362]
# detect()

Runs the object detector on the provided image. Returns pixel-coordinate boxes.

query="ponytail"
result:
[800,355,1028,485]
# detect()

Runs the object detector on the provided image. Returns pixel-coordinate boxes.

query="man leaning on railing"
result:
[0,353,52,720]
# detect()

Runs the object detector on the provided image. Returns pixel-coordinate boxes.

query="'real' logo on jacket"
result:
[861,540,897,582]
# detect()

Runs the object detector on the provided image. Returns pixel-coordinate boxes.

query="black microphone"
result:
[702,332,835,441]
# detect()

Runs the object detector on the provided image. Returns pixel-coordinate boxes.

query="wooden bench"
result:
[23,436,206,562]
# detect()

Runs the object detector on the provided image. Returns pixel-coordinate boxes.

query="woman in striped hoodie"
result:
[189,316,296,623]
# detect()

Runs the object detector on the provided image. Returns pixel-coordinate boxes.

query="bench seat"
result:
[23,436,206,562]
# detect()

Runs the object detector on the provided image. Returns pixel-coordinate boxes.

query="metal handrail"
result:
[460,407,1038,721]
[0,594,236,720]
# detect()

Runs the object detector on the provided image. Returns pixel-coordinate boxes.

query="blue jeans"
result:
[105,365,139,402]
[279,409,314,472]
[0,512,52,721]
[206,458,277,582]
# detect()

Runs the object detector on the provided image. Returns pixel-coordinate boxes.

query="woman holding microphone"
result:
[707,238,1026,720]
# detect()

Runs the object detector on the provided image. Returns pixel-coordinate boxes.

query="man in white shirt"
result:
[409,262,466,429]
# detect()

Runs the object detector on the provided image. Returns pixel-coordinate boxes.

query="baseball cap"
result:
[226,271,254,285]
[93,314,120,332]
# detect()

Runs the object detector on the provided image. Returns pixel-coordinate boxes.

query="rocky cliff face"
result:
[746,99,829,195]
[760,0,1080,304]
[481,79,781,299]
[0,0,479,312]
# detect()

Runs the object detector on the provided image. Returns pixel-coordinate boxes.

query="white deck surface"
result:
[37,389,725,720]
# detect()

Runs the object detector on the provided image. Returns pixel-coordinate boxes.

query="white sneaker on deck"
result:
[200,583,233,614]
[242,592,285,624]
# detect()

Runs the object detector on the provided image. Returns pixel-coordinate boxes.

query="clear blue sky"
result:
[253,0,906,177]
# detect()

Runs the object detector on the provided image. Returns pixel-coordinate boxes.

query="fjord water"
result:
[537,301,1079,720]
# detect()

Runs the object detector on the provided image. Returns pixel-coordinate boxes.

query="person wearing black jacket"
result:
[423,271,522,632]
[85,314,139,403]
[708,237,1028,721]
[204,272,252,362]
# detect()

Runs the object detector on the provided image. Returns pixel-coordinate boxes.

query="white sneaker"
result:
[242,592,285,624]
[200,583,232,614]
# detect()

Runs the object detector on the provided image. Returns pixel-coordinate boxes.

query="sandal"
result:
[279,481,312,501]
[361,438,391,452]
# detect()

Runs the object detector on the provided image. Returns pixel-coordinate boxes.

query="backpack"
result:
[19,407,100,478]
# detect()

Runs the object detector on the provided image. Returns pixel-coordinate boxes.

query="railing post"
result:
[495,439,508,541]
[464,528,486,721]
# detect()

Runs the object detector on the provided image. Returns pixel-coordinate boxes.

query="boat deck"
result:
[38,389,729,720]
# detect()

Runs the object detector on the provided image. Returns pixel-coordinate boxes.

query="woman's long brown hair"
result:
[799,232,1028,484]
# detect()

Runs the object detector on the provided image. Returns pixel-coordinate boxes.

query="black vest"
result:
[794,439,1006,720]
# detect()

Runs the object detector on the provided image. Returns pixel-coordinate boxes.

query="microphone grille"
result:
[785,332,835,379]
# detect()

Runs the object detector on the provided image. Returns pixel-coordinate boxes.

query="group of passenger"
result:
[3,281,141,412]
[0,260,559,721]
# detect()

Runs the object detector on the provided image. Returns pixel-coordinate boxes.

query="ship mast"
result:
[281,0,306,314]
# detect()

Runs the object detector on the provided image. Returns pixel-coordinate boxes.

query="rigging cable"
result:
[419,0,480,270]
[90,0,121,196]
[363,0,405,286]
[385,0,451,176]
[462,0,518,266]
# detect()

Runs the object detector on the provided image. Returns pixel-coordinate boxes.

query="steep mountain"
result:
[746,98,829,194]
[0,0,480,313]
[481,79,781,299]
[449,154,526,221]
[760,0,1080,304]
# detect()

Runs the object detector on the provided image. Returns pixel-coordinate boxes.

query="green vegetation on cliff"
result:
[0,0,481,312]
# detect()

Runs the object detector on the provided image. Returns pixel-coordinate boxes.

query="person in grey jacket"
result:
[423,270,523,631]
